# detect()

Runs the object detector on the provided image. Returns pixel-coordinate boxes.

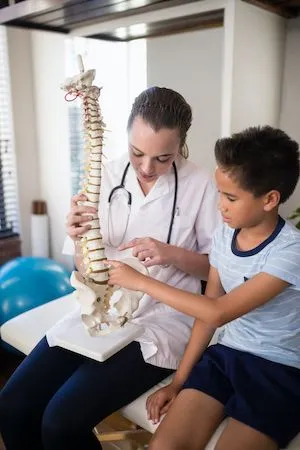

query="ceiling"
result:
[0,0,299,41]
[248,0,300,16]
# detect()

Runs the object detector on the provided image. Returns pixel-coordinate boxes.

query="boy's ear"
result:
[263,190,281,211]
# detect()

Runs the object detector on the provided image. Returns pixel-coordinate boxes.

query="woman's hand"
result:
[146,383,180,424]
[66,194,97,241]
[119,237,173,267]
[106,260,146,291]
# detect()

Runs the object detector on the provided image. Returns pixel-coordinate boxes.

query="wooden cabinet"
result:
[0,236,21,266]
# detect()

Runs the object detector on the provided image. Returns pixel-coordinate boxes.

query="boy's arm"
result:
[147,318,214,424]
[171,267,225,389]
[142,272,289,327]
[146,267,224,423]
[107,262,289,327]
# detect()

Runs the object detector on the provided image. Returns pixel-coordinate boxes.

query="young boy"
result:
[108,126,300,450]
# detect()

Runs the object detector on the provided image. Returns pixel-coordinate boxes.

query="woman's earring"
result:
[180,143,189,159]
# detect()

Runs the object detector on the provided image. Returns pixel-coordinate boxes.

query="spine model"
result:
[61,56,147,335]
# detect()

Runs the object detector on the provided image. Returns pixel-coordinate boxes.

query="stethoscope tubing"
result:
[107,161,178,246]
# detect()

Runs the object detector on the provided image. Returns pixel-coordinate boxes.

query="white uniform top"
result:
[47,154,219,369]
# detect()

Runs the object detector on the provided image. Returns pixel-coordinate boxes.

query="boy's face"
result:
[215,167,266,229]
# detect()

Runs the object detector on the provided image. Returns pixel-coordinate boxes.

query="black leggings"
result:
[0,337,172,450]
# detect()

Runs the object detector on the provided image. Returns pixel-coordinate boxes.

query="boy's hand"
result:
[146,383,180,424]
[106,260,146,291]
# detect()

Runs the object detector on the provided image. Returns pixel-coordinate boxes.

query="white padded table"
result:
[1,295,299,450]
[1,294,75,355]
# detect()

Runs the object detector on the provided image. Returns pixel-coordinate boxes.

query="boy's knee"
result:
[149,437,168,450]
[149,435,187,450]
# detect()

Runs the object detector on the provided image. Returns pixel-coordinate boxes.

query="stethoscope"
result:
[107,161,178,247]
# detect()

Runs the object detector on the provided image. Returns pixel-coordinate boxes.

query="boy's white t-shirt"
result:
[210,218,300,369]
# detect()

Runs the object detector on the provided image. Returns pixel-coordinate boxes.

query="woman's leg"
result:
[215,418,278,450]
[41,341,172,450]
[0,337,86,450]
[149,389,225,450]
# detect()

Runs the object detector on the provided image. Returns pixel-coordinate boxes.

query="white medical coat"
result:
[47,154,219,369]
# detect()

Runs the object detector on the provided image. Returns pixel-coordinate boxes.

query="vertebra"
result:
[61,56,147,335]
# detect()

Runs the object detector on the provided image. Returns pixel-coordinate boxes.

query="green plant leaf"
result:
[288,206,300,221]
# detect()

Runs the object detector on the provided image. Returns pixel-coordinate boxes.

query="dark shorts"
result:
[183,344,300,448]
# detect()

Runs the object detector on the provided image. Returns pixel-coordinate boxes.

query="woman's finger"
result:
[66,225,91,239]
[118,239,138,251]
[130,244,145,256]
[136,250,152,261]
[71,193,87,207]
[119,237,152,251]
[71,205,97,215]
[66,215,93,227]
[143,256,161,267]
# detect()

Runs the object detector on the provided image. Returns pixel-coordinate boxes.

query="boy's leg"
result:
[221,346,300,449]
[41,341,172,450]
[215,418,278,450]
[149,389,225,450]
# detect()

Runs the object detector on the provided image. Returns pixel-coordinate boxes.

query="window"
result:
[0,25,19,238]
[65,36,146,195]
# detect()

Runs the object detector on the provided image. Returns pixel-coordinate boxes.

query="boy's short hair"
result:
[215,126,300,204]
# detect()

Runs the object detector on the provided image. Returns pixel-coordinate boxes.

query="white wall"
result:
[230,1,286,132]
[30,30,72,268]
[6,27,40,256]
[147,27,223,173]
[279,17,300,219]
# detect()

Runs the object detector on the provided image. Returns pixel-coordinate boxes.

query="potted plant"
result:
[288,207,300,230]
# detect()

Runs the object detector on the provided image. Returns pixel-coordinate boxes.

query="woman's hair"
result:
[127,86,192,158]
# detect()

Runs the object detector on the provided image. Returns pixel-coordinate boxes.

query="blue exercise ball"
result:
[0,256,74,326]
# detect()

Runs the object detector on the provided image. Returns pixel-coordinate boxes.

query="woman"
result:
[0,87,219,450]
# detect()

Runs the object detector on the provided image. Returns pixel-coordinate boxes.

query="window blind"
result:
[69,104,84,195]
[65,38,84,196]
[0,25,19,238]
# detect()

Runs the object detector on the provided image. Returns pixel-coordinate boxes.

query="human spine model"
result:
[61,56,147,335]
